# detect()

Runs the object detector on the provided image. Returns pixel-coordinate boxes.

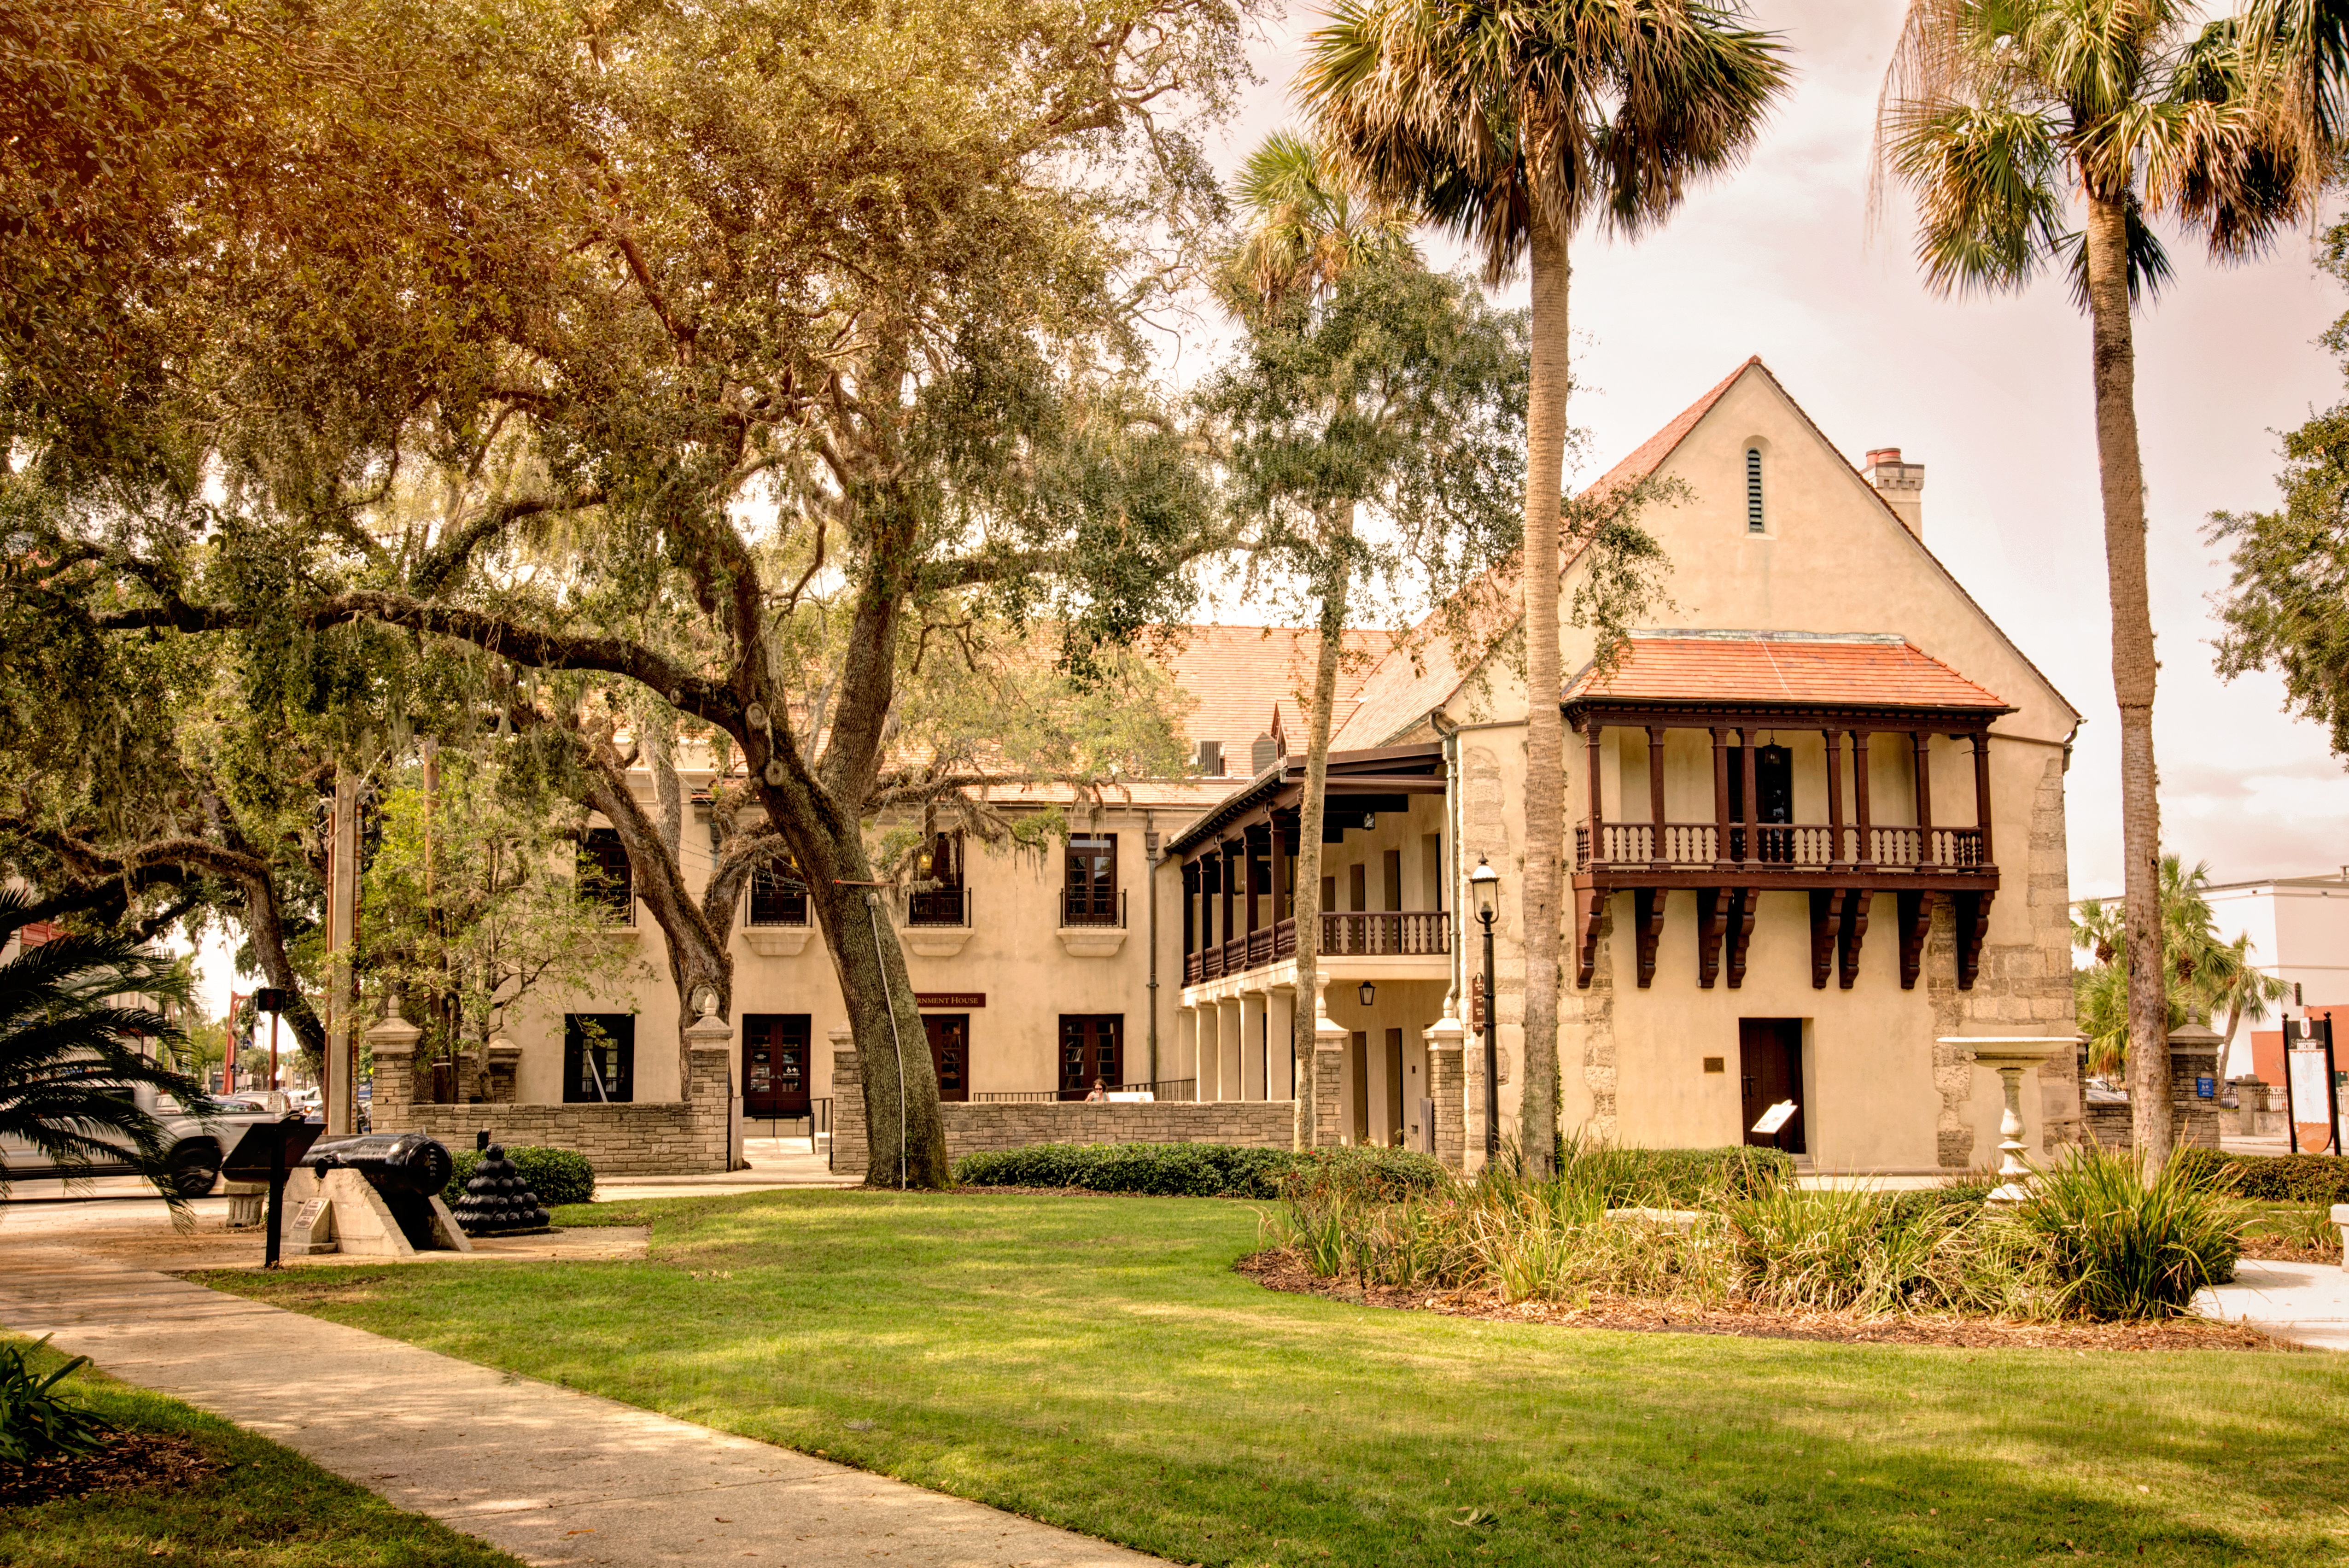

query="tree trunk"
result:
[1515,215,1571,1179]
[2084,192,2170,1168]
[1291,504,1353,1149]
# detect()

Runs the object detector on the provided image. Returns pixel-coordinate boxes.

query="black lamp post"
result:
[1469,856,1500,1160]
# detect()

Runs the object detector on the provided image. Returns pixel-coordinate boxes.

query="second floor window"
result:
[1064,835,1117,925]
[579,828,633,923]
[748,857,809,926]
[908,831,965,926]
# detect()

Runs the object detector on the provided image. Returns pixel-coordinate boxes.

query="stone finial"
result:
[365,1014,422,1059]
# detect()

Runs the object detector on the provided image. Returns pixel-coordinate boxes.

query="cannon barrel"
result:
[306,1132,452,1197]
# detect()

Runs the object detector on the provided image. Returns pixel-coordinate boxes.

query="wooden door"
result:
[1058,1015,1123,1099]
[923,1014,970,1102]
[741,1014,811,1118]
[1738,1019,1804,1153]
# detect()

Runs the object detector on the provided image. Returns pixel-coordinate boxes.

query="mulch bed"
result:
[0,1430,223,1509]
[1236,1249,2291,1352]
[2239,1239,2341,1265]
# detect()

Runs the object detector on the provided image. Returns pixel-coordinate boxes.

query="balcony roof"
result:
[1562,631,2013,718]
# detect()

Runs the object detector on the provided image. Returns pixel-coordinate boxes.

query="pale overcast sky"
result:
[1208,0,2349,902]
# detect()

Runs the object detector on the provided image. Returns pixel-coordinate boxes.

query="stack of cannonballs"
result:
[451,1144,551,1235]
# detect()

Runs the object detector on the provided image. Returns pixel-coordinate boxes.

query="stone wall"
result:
[828,1039,1296,1177]
[368,1018,733,1176]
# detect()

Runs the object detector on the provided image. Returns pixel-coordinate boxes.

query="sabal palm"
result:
[1299,0,1785,1175]
[2071,854,2290,1073]
[0,890,208,1202]
[1879,0,2296,1166]
[2242,0,2349,185]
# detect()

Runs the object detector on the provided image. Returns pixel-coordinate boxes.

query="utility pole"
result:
[223,990,245,1094]
[325,769,360,1134]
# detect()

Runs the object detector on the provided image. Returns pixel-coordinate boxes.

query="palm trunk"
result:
[2084,193,2170,1167]
[1515,215,1571,1179]
[1292,504,1353,1149]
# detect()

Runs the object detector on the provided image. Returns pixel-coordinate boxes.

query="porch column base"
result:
[1424,1011,1466,1172]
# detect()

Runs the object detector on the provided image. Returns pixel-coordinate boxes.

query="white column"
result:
[1268,987,1297,1100]
[1196,1004,1221,1101]
[1239,991,1267,1100]
[1219,998,1244,1102]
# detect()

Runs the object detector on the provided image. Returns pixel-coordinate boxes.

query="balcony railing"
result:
[1573,822,1986,873]
[906,886,971,927]
[1060,888,1126,928]
[1182,911,1447,985]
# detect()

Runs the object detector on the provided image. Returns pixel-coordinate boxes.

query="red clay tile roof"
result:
[1157,624,1394,766]
[1561,632,2011,711]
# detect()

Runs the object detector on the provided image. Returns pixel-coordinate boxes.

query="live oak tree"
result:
[1878,0,2300,1163]
[9,0,1250,1188]
[1299,0,1784,1173]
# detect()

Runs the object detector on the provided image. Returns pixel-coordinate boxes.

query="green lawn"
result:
[0,1338,526,1568]
[206,1189,2349,1568]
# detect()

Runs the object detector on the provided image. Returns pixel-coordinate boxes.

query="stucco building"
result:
[412,359,2084,1177]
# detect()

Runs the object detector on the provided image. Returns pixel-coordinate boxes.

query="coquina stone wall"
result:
[367,1018,733,1176]
[829,1044,1295,1177]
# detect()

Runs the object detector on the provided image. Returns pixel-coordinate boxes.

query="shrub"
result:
[1555,1140,1794,1206]
[0,1336,113,1464]
[952,1141,1446,1200]
[2015,1145,2246,1319]
[443,1145,596,1208]
[2174,1147,2349,1204]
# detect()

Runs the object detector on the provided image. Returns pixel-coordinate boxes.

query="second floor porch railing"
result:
[1183,910,1449,985]
[1573,821,1987,872]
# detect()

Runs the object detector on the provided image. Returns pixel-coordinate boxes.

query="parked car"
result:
[0,1085,288,1198]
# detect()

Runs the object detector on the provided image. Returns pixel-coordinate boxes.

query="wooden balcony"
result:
[1181,911,1447,986]
[1575,822,1988,876]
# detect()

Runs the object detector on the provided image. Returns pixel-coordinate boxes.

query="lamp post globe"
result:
[1468,857,1501,1162]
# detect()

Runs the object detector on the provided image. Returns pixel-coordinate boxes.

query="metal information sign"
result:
[2285,1014,2343,1156]
[1751,1100,1797,1136]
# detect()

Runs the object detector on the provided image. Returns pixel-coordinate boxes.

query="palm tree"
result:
[2243,0,2349,186]
[1878,0,2298,1167]
[1299,0,1786,1174]
[2071,854,2290,1076]
[0,890,210,1204]
[1220,131,1412,1149]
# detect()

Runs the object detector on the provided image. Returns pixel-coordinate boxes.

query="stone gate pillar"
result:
[1424,1007,1466,1171]
[364,1015,421,1132]
[1311,980,1347,1146]
[829,1022,865,1178]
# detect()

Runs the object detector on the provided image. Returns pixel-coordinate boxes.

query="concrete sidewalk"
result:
[2196,1258,2349,1352]
[0,1242,1159,1568]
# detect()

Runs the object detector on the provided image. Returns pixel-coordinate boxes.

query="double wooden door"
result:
[741,1014,811,1118]
[924,1014,970,1102]
[1058,1014,1122,1099]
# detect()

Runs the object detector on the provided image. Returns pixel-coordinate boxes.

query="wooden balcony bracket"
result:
[1633,888,1667,989]
[1724,887,1757,989]
[1575,887,1607,988]
[1896,890,1935,990]
[1953,890,1993,991]
[1807,889,1846,990]
[1837,889,1872,989]
[1695,888,1728,989]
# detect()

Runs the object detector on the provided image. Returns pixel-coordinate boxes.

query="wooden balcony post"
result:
[1970,729,1993,866]
[1585,719,1605,862]
[1912,732,1934,867]
[1823,727,1847,870]
[1852,731,1873,867]
[1182,860,1198,956]
[1740,727,1760,867]
[1647,725,1668,870]
[1220,842,1236,946]
[1711,726,1733,872]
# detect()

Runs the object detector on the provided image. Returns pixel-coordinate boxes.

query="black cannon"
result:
[307,1133,456,1250]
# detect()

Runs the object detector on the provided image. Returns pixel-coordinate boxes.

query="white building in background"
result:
[2206,870,2349,1081]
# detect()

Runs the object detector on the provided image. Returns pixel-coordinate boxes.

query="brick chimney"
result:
[1864,448,1924,539]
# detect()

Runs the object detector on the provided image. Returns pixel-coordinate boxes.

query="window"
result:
[1745,447,1765,534]
[1382,849,1403,913]
[923,1014,970,1101]
[564,1013,635,1103]
[1421,834,1444,911]
[578,828,633,923]
[1063,834,1118,926]
[907,831,965,926]
[1348,863,1367,913]
[1058,1014,1123,1099]
[748,857,809,926]
[1194,739,1226,777]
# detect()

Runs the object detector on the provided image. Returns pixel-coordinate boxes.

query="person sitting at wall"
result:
[1085,1078,1108,1102]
